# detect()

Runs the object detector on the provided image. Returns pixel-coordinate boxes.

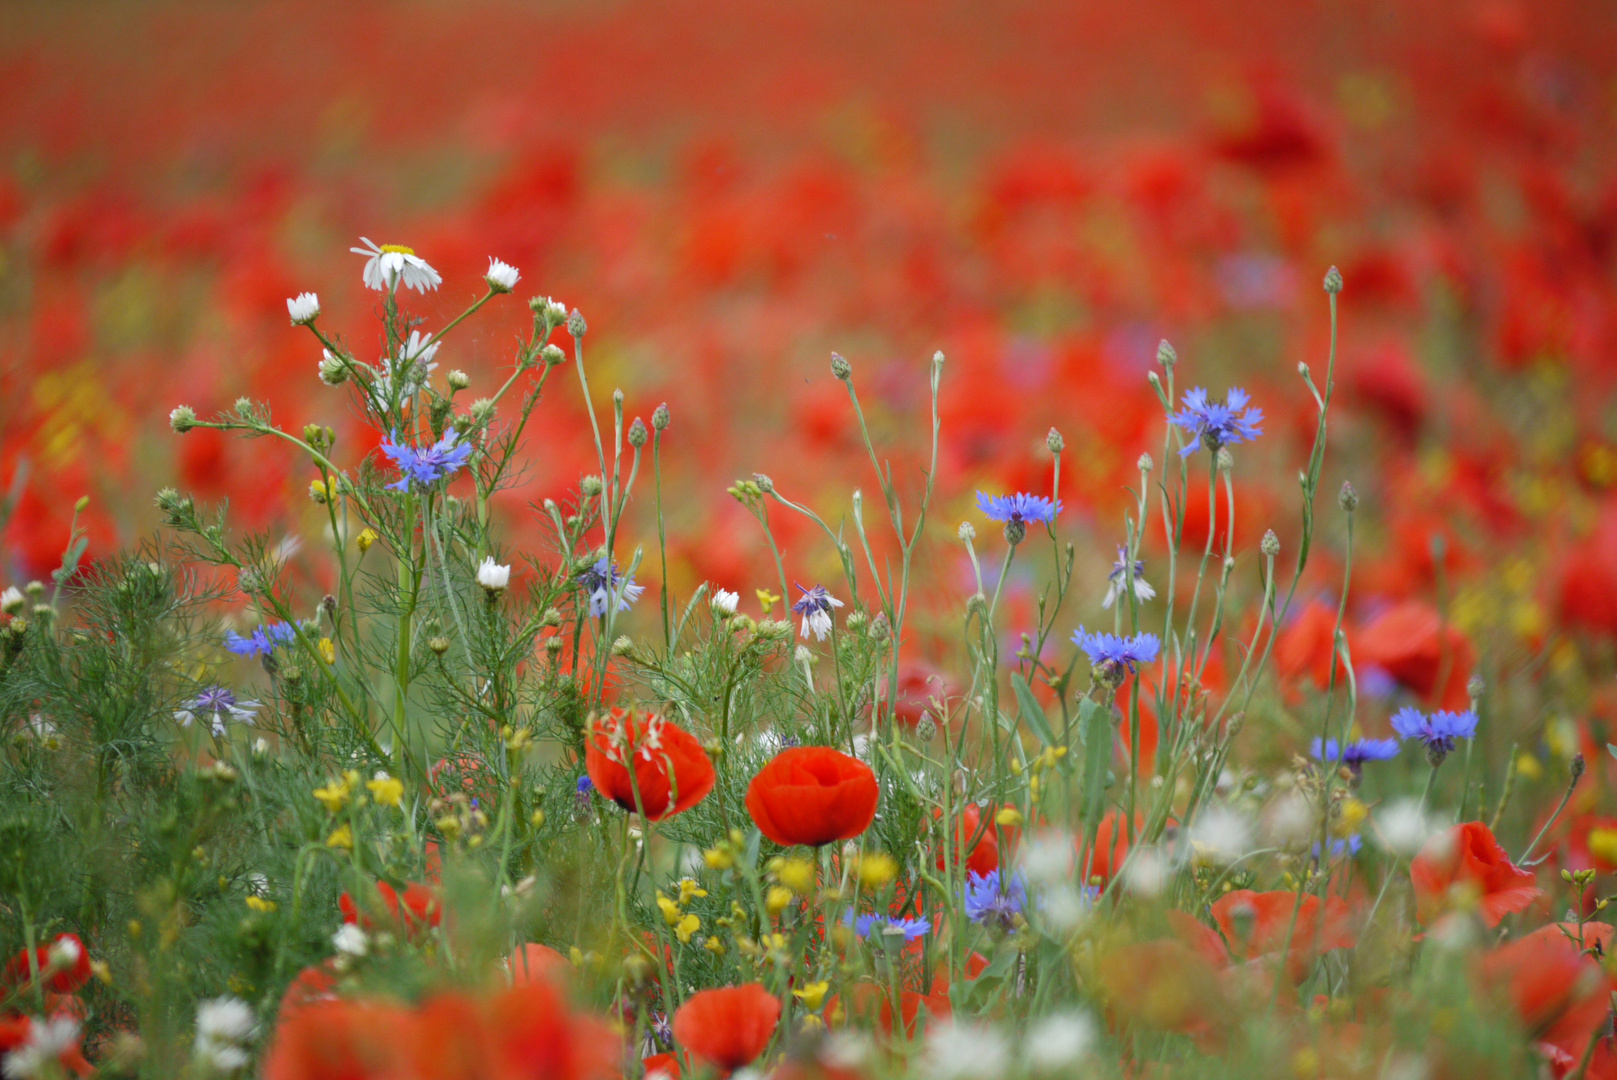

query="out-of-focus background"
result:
[3,0,1617,712]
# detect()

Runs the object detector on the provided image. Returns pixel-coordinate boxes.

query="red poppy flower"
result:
[481,981,621,1080]
[1209,889,1356,979]
[644,1053,682,1079]
[672,983,781,1073]
[585,708,715,820]
[746,747,878,847]
[4,933,92,994]
[340,880,441,935]
[506,942,570,986]
[1410,821,1541,927]
[1353,600,1475,711]
[934,803,1015,877]
[1082,811,1140,885]
[265,999,412,1080]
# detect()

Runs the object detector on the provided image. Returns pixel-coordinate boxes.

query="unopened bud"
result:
[169,406,197,434]
[652,402,671,431]
[1572,753,1587,781]
[1466,675,1485,702]
[831,352,852,380]
[540,344,565,366]
[447,370,470,392]
[470,399,496,424]
[1157,339,1177,367]
[1323,266,1344,294]
[1137,453,1153,473]
[319,351,349,386]
[234,398,253,419]
[958,521,976,542]
[1298,362,1310,378]
[1046,428,1065,454]
[914,715,937,741]
[427,636,451,656]
[752,473,774,494]
[1003,519,1027,546]
[1261,529,1280,557]
[566,308,587,337]
[1338,482,1359,512]
[1216,448,1234,472]
[627,418,648,449]
[581,475,603,497]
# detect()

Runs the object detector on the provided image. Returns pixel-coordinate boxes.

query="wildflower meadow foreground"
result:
[1,239,1613,1080]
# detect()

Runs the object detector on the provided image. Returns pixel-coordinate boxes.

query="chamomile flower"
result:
[476,558,511,593]
[350,237,442,293]
[286,292,320,325]
[711,589,739,615]
[484,257,520,293]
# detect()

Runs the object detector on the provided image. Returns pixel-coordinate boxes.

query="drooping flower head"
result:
[1410,821,1540,928]
[584,709,715,821]
[380,429,473,492]
[963,869,1027,930]
[350,237,442,293]
[376,330,441,398]
[746,746,878,847]
[791,583,843,641]
[1103,546,1156,609]
[224,622,297,659]
[175,686,262,737]
[1168,387,1264,457]
[1072,627,1161,684]
[1311,737,1400,779]
[976,492,1061,526]
[1390,706,1478,764]
[577,558,644,618]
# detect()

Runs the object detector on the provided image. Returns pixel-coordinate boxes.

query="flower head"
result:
[1168,387,1264,457]
[3,1015,85,1079]
[484,257,520,293]
[1312,737,1400,777]
[746,746,878,847]
[577,558,644,618]
[286,292,320,325]
[376,330,441,398]
[194,997,255,1073]
[1072,627,1161,674]
[963,869,1027,929]
[1390,706,1478,762]
[711,588,739,615]
[791,583,844,641]
[224,622,297,659]
[350,237,442,293]
[1102,546,1156,609]
[847,912,932,942]
[175,686,262,737]
[976,491,1061,526]
[476,558,511,593]
[380,429,473,492]
[585,709,715,820]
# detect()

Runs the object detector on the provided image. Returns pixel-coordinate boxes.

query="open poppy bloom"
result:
[1410,821,1541,928]
[1082,811,1141,886]
[746,747,878,847]
[506,942,570,986]
[672,983,781,1073]
[4,932,92,994]
[0,1013,93,1078]
[1352,600,1475,711]
[585,708,715,820]
[265,998,413,1080]
[1208,889,1357,980]
[340,880,441,936]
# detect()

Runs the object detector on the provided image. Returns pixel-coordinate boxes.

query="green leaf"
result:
[1080,697,1111,831]
[1012,672,1058,751]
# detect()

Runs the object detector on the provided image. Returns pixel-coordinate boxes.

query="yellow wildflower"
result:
[857,853,897,892]
[318,637,337,664]
[674,913,700,944]
[245,896,276,913]
[995,806,1024,828]
[656,892,683,926]
[704,936,726,956]
[366,772,404,808]
[312,778,350,813]
[765,886,793,916]
[677,878,708,905]
[756,588,781,615]
[777,858,817,895]
[325,824,353,850]
[703,844,735,871]
[793,981,830,1011]
[356,528,379,554]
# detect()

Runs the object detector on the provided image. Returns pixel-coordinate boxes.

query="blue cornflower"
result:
[845,911,932,942]
[224,621,297,658]
[976,492,1062,526]
[1390,706,1478,764]
[174,685,262,737]
[379,429,473,492]
[1103,546,1156,610]
[1313,835,1363,859]
[577,558,644,618]
[791,583,845,641]
[1311,737,1400,779]
[576,775,594,794]
[963,870,1027,929]
[1072,627,1161,674]
[1168,387,1264,457]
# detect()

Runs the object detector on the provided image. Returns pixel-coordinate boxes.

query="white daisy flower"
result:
[318,349,348,386]
[476,558,511,593]
[286,292,320,325]
[484,257,520,293]
[194,997,255,1074]
[711,588,739,615]
[375,330,440,398]
[350,237,442,293]
[0,586,23,615]
[1024,1012,1096,1073]
[332,924,368,957]
[922,1021,1009,1080]
[5,1016,81,1079]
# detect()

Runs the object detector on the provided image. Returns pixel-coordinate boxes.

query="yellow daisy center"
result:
[379,244,415,255]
